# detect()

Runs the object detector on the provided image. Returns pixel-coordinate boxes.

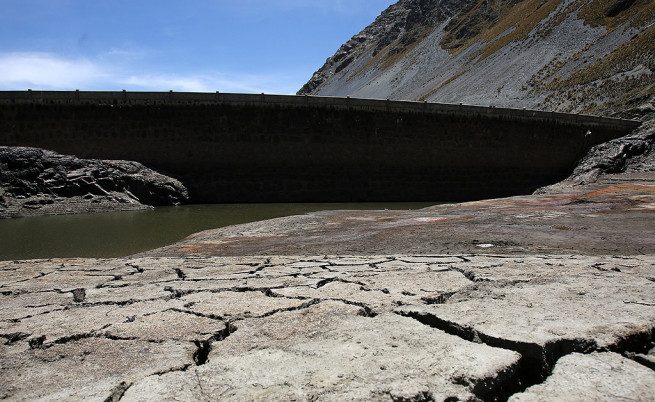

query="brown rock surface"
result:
[143,173,655,257]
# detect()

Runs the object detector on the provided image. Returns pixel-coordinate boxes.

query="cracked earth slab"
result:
[509,352,655,401]
[122,302,520,401]
[398,269,655,351]
[1,254,654,400]
[0,337,195,400]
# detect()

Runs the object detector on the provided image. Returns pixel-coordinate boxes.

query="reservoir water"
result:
[0,202,435,260]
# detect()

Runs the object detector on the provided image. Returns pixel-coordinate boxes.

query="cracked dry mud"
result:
[1,254,654,401]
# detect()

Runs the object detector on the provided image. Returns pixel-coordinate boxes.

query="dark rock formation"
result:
[605,0,637,17]
[570,123,654,179]
[536,121,655,192]
[0,147,188,218]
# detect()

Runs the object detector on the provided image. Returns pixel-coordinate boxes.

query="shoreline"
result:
[141,173,655,257]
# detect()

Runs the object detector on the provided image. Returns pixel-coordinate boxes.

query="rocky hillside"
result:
[299,0,654,120]
[0,147,188,218]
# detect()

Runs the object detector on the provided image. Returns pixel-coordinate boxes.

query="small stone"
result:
[71,288,86,303]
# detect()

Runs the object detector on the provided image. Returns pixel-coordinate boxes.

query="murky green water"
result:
[0,203,435,260]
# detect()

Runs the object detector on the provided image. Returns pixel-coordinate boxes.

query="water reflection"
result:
[0,202,435,260]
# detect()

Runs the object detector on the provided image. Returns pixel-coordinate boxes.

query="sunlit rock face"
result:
[300,0,655,120]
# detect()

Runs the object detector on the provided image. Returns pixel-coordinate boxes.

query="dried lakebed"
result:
[1,176,655,401]
[1,254,654,401]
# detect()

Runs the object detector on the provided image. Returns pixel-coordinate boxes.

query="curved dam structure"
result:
[0,91,641,203]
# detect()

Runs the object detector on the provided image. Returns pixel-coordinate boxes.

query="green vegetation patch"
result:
[555,25,654,88]
[439,0,567,58]
[539,24,654,115]
[439,0,653,61]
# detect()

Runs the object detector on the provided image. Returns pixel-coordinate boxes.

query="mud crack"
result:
[397,310,595,401]
[193,322,236,366]
[398,310,655,401]
[0,332,31,344]
[104,381,131,402]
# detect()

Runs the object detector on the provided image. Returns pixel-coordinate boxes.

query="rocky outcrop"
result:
[537,121,655,193]
[299,0,654,119]
[0,147,188,218]
[298,0,465,96]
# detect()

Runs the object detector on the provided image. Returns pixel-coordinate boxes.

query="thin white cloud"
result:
[120,73,300,94]
[0,52,110,90]
[0,52,301,94]
[120,74,222,93]
[102,46,152,61]
[229,0,379,16]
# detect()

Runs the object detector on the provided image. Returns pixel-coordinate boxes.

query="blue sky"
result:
[0,0,396,94]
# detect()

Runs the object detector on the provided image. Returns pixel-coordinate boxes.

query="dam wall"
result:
[0,91,642,203]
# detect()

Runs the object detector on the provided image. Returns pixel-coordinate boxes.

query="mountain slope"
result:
[299,0,655,119]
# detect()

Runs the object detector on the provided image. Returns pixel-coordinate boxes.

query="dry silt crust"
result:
[1,254,654,401]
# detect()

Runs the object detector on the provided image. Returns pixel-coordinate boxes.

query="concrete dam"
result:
[0,90,641,203]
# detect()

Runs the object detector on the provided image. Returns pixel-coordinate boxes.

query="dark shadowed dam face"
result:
[0,91,641,203]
